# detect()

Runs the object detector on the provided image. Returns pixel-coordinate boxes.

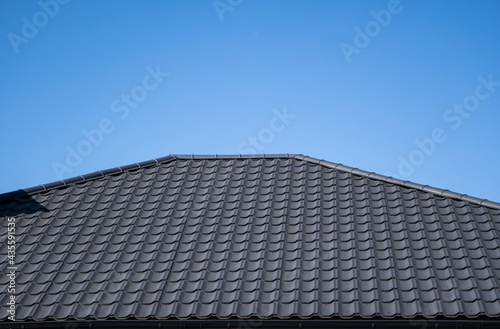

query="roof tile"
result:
[1,154,500,322]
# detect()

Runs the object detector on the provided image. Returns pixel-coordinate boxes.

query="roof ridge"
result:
[1,153,498,210]
[0,154,300,201]
[294,155,500,210]
[0,155,177,201]
[171,154,300,159]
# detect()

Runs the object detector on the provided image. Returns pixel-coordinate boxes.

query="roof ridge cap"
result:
[2,154,300,199]
[0,155,178,200]
[297,155,500,210]
[171,154,300,160]
[3,153,499,210]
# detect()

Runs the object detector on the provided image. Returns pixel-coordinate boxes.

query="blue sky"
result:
[1,0,500,203]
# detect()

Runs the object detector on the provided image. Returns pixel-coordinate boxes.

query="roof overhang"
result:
[3,317,500,329]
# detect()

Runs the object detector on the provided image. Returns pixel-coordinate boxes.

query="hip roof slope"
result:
[1,154,499,322]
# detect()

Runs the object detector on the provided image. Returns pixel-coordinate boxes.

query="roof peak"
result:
[1,154,499,209]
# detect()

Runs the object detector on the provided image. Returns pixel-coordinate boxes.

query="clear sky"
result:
[1,0,499,203]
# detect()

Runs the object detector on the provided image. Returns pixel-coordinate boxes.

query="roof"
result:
[1,154,500,325]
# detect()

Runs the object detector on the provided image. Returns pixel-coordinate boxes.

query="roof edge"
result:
[295,155,500,210]
[0,155,178,202]
[171,154,297,160]
[1,153,498,210]
[0,154,297,201]
[2,317,500,329]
